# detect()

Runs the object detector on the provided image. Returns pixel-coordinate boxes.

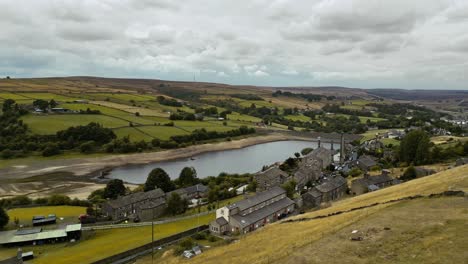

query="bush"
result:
[42,143,61,157]
[0,207,9,229]
[349,167,362,177]
[48,194,72,205]
[80,141,95,153]
[193,232,207,240]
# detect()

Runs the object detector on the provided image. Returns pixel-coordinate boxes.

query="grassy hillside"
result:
[142,165,468,264]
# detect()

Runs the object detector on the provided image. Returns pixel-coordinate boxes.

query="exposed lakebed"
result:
[108,140,337,184]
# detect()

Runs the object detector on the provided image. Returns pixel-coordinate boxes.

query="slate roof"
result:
[106,188,165,209]
[303,188,323,199]
[315,176,347,193]
[215,217,229,226]
[307,147,333,160]
[255,166,288,180]
[185,184,208,194]
[166,188,188,198]
[352,173,393,188]
[357,155,377,168]
[230,197,294,228]
[139,199,167,210]
[228,186,285,211]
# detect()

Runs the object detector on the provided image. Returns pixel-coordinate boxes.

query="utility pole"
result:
[151,209,154,264]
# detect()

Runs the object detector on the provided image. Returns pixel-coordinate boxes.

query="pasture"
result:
[6,206,86,229]
[21,114,128,134]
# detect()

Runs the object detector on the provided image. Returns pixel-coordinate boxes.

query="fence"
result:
[90,225,209,264]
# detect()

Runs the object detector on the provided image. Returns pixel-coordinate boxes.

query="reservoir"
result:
[108,140,338,184]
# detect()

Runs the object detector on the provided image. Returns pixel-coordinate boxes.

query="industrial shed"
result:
[0,224,81,247]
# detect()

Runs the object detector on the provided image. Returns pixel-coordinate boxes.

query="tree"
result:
[33,99,49,111]
[294,152,301,159]
[80,141,95,153]
[0,207,9,229]
[2,99,15,112]
[399,130,431,165]
[282,180,297,199]
[103,179,126,199]
[301,147,313,156]
[178,167,198,187]
[145,168,175,192]
[246,180,257,192]
[42,143,61,157]
[166,192,188,215]
[49,99,58,108]
[401,166,417,181]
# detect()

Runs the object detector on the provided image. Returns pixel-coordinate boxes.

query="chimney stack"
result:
[331,140,334,150]
[318,136,321,148]
[340,133,345,164]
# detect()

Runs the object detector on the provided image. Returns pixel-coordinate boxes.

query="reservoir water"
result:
[108,140,338,184]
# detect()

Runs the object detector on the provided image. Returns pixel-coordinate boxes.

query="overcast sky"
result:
[1,0,467,89]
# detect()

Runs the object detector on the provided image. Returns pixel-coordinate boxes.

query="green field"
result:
[135,126,189,140]
[22,114,128,134]
[284,114,311,122]
[7,206,86,229]
[113,127,155,141]
[61,103,158,125]
[80,93,155,102]
[227,112,261,122]
[18,92,79,101]
[0,92,30,100]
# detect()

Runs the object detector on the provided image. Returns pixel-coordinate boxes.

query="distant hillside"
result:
[144,165,468,264]
[367,89,468,101]
[2,76,466,101]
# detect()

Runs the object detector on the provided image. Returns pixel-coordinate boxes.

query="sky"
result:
[1,0,467,89]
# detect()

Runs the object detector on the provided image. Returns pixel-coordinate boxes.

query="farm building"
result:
[302,176,348,208]
[210,186,295,235]
[0,224,81,247]
[102,188,166,221]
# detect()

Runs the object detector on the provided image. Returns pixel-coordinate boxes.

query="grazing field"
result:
[227,112,261,122]
[61,103,157,125]
[80,93,155,102]
[0,213,215,264]
[6,206,86,229]
[0,92,30,100]
[284,114,311,122]
[21,114,128,134]
[17,92,79,101]
[91,101,170,117]
[144,165,468,264]
[113,127,155,141]
[136,126,189,140]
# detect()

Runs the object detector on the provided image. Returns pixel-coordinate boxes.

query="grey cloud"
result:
[360,36,405,54]
[0,0,467,89]
[56,23,120,41]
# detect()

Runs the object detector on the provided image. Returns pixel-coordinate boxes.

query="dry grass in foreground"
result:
[138,165,468,264]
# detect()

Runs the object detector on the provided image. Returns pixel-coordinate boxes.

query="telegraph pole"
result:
[151,210,154,264]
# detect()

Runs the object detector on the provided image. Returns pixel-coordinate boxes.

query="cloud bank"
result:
[1,0,467,89]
